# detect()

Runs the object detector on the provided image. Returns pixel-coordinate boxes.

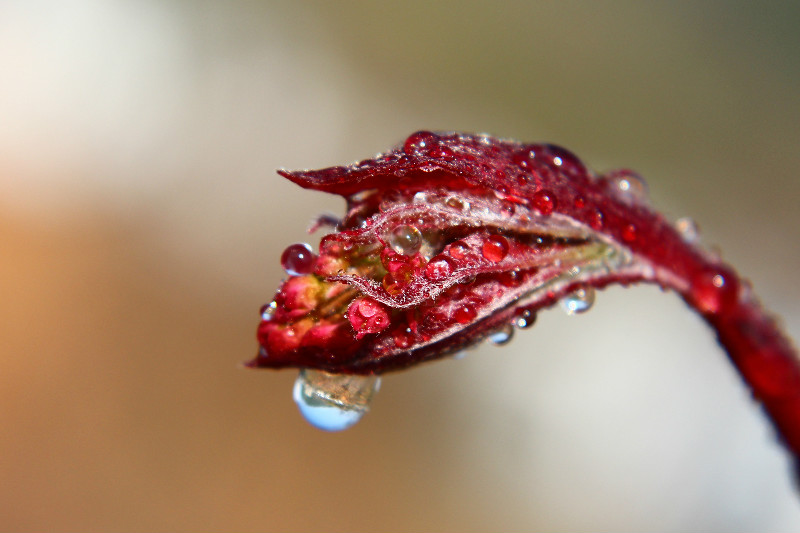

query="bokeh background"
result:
[1,1,799,531]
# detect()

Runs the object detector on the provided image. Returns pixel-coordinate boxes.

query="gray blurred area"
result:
[1,1,799,531]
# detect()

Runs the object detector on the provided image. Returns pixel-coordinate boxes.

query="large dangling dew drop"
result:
[389,224,422,256]
[488,324,515,346]
[292,369,381,432]
[561,287,596,315]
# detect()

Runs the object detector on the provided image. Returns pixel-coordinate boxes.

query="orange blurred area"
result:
[1,1,799,531]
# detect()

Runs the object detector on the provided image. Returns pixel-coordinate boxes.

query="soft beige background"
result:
[1,1,799,531]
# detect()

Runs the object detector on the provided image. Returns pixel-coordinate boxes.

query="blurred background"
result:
[1,1,799,531]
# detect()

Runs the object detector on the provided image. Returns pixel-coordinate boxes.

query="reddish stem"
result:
[634,215,800,461]
[701,283,800,458]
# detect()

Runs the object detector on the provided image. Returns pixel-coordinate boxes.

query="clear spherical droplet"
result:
[514,309,536,329]
[488,324,514,346]
[293,369,381,432]
[561,287,595,315]
[389,225,422,256]
[675,217,699,243]
[280,243,317,276]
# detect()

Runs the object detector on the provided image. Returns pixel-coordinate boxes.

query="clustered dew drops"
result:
[258,132,682,433]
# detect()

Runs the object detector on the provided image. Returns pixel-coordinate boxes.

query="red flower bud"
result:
[249,131,800,467]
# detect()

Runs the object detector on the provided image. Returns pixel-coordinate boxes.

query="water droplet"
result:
[514,309,536,329]
[389,225,422,256]
[413,191,440,204]
[379,190,405,212]
[691,267,739,314]
[621,224,638,243]
[445,196,470,212]
[545,145,587,177]
[512,147,536,168]
[425,256,453,281]
[260,301,277,321]
[488,324,514,346]
[448,241,470,260]
[607,170,648,202]
[403,130,438,155]
[382,267,412,296]
[589,209,604,230]
[561,287,595,315]
[393,328,414,349]
[428,145,454,158]
[498,269,522,287]
[574,196,586,209]
[454,304,477,324]
[532,190,556,216]
[500,203,516,217]
[293,369,381,432]
[281,243,317,276]
[482,235,509,262]
[349,189,378,203]
[675,217,699,243]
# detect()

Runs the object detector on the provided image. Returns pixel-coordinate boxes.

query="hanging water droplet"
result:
[561,287,595,315]
[349,189,378,203]
[280,243,317,276]
[389,224,422,256]
[514,309,536,329]
[292,369,381,432]
[675,217,699,243]
[488,324,514,346]
[452,350,469,360]
[260,301,277,321]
